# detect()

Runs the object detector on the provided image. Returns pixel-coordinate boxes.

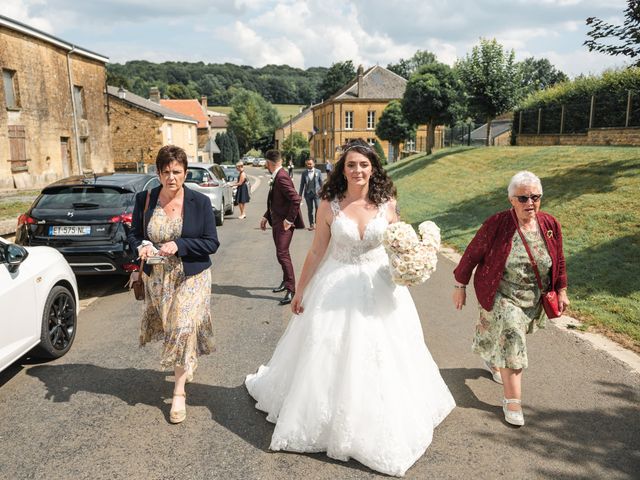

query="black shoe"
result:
[279,291,293,305]
[272,281,286,293]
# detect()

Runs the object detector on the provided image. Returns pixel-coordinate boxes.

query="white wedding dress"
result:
[245,199,455,477]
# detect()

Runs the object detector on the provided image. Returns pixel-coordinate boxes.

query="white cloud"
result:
[0,0,52,32]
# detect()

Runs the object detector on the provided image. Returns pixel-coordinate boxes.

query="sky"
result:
[0,0,630,77]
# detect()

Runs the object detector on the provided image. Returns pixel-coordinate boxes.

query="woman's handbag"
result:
[511,210,562,319]
[129,191,151,301]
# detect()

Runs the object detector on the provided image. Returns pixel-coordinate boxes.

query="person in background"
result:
[128,145,220,424]
[234,161,250,219]
[453,170,569,427]
[298,158,323,231]
[287,160,294,178]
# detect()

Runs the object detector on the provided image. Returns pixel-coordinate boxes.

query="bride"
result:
[245,139,455,477]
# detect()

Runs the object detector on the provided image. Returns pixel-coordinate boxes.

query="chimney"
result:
[117,86,126,99]
[357,65,364,98]
[201,96,208,110]
[149,87,160,103]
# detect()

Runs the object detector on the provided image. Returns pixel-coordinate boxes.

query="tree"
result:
[387,50,437,79]
[227,88,281,153]
[375,100,416,162]
[456,38,520,146]
[585,0,640,66]
[319,60,355,100]
[227,130,240,163]
[282,132,309,165]
[372,139,387,165]
[402,62,458,155]
[517,57,569,97]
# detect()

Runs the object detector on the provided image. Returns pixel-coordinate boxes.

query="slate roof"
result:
[160,99,208,128]
[469,119,513,141]
[209,115,228,128]
[330,65,407,101]
[107,86,197,124]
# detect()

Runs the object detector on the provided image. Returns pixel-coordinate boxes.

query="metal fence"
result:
[443,123,482,147]
[517,90,640,135]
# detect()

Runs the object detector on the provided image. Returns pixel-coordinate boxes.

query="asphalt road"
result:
[1,166,639,480]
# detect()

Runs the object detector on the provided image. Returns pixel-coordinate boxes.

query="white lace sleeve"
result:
[330,198,340,217]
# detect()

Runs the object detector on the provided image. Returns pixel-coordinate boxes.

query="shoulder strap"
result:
[511,209,544,291]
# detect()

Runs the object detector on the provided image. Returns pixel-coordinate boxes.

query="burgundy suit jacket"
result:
[264,168,305,229]
[453,209,568,311]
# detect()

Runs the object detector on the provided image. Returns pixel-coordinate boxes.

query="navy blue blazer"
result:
[127,186,220,277]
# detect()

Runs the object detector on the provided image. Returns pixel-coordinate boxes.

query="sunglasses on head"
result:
[514,194,542,203]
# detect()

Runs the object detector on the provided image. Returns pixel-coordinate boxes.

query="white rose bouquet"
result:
[382,221,441,286]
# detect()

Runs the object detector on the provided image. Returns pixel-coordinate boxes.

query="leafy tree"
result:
[282,132,309,165]
[372,139,387,165]
[456,38,520,145]
[106,71,130,90]
[166,82,198,99]
[319,60,355,100]
[375,100,416,162]
[227,88,281,153]
[585,0,640,66]
[387,50,438,79]
[402,62,458,155]
[517,57,568,97]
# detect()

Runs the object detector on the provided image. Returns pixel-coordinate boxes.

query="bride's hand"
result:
[291,293,304,315]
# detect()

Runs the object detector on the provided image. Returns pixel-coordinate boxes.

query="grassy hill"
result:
[387,146,640,350]
[210,104,305,122]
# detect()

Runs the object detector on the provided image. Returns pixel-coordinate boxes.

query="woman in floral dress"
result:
[128,145,220,424]
[452,171,569,426]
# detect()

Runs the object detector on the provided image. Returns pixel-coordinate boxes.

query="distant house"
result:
[160,97,218,162]
[0,14,112,189]
[208,110,228,138]
[310,65,443,163]
[107,86,198,170]
[466,118,513,146]
[274,105,315,151]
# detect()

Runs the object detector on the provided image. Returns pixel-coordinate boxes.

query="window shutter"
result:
[8,125,29,172]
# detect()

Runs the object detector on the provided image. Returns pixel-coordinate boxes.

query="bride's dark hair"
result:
[320,139,396,205]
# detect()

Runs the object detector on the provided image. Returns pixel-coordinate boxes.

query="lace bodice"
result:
[327,198,388,265]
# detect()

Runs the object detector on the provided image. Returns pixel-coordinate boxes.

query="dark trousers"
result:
[305,194,320,226]
[272,222,295,293]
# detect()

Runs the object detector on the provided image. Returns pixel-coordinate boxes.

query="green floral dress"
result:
[140,206,213,373]
[472,229,552,369]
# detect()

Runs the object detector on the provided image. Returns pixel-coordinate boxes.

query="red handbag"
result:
[512,210,562,319]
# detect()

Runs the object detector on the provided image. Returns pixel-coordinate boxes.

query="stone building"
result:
[0,14,112,189]
[274,105,314,151]
[107,86,198,170]
[160,97,218,162]
[208,110,228,138]
[310,65,442,163]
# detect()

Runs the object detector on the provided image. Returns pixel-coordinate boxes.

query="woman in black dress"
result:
[234,161,250,219]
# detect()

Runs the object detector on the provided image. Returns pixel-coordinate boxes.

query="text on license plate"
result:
[49,225,91,236]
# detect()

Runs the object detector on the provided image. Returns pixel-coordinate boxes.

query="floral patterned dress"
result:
[472,229,552,370]
[140,206,213,373]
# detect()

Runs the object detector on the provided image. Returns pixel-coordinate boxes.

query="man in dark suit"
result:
[260,149,305,305]
[298,158,323,231]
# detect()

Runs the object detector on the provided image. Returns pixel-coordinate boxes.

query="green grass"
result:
[210,104,305,122]
[388,146,640,349]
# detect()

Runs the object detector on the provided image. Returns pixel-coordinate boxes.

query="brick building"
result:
[0,14,112,189]
[310,65,442,163]
[107,86,198,170]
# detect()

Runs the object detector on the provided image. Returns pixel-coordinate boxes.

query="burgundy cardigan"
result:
[453,209,568,311]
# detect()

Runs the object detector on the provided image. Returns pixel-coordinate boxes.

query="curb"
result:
[440,246,640,375]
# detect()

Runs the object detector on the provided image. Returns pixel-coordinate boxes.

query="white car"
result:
[0,237,79,373]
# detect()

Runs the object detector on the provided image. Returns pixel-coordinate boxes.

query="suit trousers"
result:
[305,194,320,226]
[272,222,296,293]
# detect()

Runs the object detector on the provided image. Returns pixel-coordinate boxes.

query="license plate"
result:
[49,225,91,236]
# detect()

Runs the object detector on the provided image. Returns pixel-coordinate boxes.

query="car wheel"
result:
[34,285,77,359]
[215,208,224,226]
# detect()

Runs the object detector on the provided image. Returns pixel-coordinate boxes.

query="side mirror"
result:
[2,243,29,273]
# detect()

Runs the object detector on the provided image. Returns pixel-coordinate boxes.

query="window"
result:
[404,138,416,151]
[345,111,353,130]
[3,69,20,109]
[166,124,173,144]
[367,111,376,129]
[367,138,376,146]
[73,86,86,119]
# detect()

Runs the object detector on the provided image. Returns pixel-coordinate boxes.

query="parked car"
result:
[15,173,160,276]
[252,157,260,167]
[220,164,240,199]
[0,237,79,372]
[185,163,234,226]
[257,158,266,167]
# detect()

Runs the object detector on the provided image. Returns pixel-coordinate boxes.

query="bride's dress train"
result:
[246,199,455,477]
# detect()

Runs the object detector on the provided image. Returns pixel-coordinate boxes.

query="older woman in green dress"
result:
[452,171,569,426]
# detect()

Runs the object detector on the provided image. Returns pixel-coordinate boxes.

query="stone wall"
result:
[516,127,640,146]
[0,26,112,189]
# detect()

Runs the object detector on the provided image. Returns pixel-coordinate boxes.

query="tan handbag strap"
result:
[511,209,545,292]
[140,190,151,272]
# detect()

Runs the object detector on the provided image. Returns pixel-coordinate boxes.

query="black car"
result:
[15,173,160,275]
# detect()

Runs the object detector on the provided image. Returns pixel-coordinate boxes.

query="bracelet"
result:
[454,285,466,289]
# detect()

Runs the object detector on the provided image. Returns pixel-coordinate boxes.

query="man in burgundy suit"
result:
[260,150,305,305]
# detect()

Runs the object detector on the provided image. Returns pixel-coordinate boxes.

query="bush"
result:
[373,139,387,165]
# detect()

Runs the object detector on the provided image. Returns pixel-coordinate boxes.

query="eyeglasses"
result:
[514,194,542,203]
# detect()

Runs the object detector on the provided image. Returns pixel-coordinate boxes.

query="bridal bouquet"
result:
[382,221,441,286]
